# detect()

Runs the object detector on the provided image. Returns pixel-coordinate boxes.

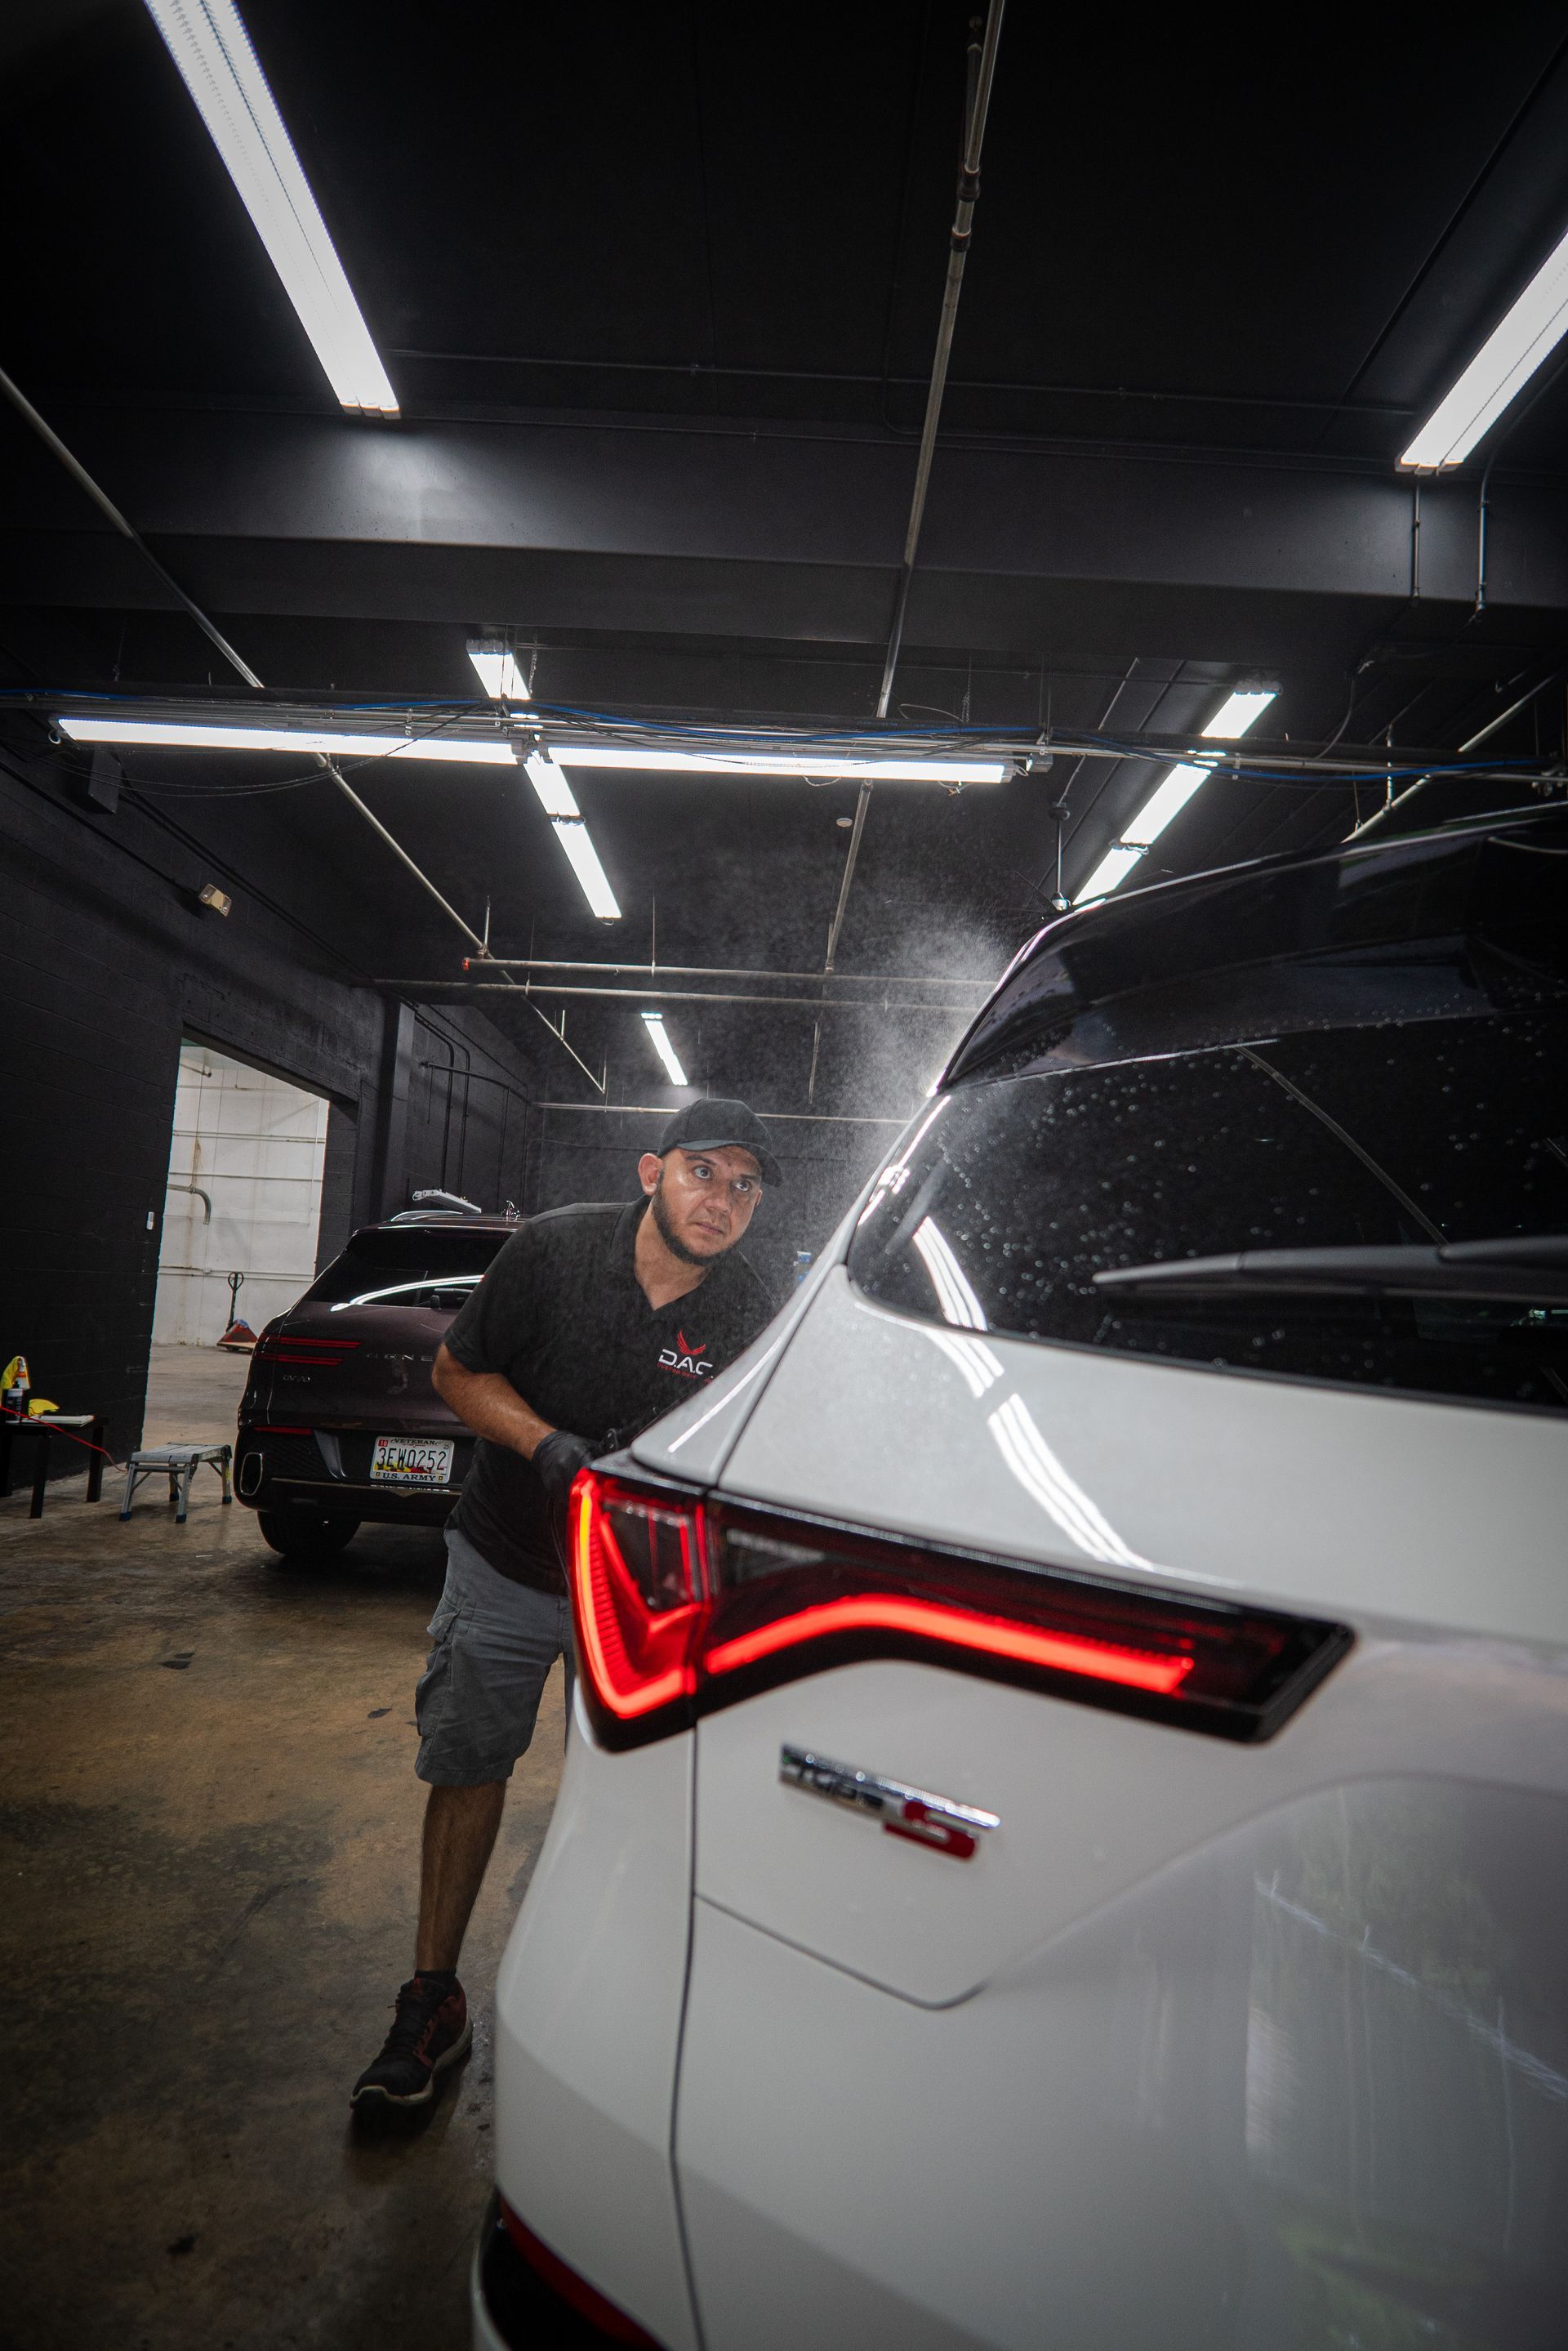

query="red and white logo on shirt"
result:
[659,1328,713,1380]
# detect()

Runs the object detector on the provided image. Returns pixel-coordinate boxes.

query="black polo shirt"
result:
[442,1200,773,1590]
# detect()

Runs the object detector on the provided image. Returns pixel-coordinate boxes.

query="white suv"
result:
[473,808,1568,2351]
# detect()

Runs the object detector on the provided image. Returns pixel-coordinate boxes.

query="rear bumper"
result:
[470,2193,666,2349]
[241,1474,459,1527]
[234,1423,465,1524]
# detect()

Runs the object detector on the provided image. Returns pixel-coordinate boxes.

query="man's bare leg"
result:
[415,1782,506,1971]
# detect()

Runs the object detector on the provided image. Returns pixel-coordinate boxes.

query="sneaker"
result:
[351,1974,471,2111]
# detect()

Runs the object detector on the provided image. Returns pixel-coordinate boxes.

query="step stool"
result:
[120,1443,234,1524]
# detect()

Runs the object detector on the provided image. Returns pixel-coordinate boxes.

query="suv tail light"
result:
[493,2196,662,2347]
[570,1467,1351,1751]
[254,1335,363,1368]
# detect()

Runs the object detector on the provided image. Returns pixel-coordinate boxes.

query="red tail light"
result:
[496,2197,662,2346]
[255,1335,363,1368]
[570,1468,1351,1751]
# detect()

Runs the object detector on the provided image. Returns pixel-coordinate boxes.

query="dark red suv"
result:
[235,1210,516,1559]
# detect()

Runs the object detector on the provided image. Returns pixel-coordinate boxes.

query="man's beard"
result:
[649,1172,721,1267]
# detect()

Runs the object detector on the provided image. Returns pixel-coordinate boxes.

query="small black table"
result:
[0,1416,108,1518]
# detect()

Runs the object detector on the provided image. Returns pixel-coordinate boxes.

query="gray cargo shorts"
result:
[414,1525,573,1786]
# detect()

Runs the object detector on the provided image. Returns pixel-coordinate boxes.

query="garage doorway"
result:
[153,1042,329,1345]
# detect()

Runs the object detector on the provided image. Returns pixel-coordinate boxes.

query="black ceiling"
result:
[3,0,1567,1112]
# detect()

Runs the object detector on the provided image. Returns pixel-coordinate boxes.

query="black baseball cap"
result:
[656,1097,781,1189]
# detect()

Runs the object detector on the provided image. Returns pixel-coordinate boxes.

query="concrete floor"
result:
[1,1345,566,2350]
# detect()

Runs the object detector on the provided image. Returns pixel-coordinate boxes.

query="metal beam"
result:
[8,404,1568,655]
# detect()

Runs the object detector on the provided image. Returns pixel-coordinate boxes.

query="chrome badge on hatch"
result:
[779,1744,1000,1861]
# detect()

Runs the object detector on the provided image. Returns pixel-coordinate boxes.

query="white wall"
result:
[154,1044,329,1347]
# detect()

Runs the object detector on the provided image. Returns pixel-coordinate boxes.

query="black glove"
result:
[532,1429,595,1566]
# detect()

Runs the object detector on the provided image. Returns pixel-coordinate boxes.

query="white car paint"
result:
[488,1695,699,2351]
[713,1267,1568,1646]
[482,1081,1568,2344]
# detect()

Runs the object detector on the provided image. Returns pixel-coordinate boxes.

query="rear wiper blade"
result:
[1094,1235,1568,1307]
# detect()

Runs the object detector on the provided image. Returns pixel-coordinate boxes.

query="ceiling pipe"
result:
[875,2,1006,723]
[0,364,264,690]
[813,0,1005,1094]
[389,980,978,1015]
[465,956,989,987]
[1345,668,1566,841]
[315,756,606,1091]
[537,1101,909,1126]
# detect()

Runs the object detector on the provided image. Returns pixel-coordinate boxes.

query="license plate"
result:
[371,1436,456,1485]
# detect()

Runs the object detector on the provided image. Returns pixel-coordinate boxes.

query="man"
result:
[351,1098,777,2112]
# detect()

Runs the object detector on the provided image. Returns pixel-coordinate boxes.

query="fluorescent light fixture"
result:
[56,716,514,765]
[551,747,1009,784]
[143,0,399,417]
[1073,688,1277,903]
[56,718,1006,785]
[1120,762,1207,847]
[522,751,580,819]
[640,1012,688,1087]
[1073,845,1145,904]
[1201,689,1276,741]
[520,751,619,918]
[1400,218,1568,471]
[551,819,621,921]
[467,641,530,703]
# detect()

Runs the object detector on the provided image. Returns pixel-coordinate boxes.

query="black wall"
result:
[0,748,541,1475]
[1,743,911,1484]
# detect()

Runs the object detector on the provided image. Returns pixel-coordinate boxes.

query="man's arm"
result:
[432,1342,555,1458]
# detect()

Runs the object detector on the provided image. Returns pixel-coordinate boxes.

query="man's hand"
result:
[433,1345,594,1565]
[532,1430,595,1565]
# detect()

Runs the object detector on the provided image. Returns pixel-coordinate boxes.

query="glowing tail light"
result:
[702,1595,1193,1693]
[568,1469,1351,1751]
[255,1335,363,1368]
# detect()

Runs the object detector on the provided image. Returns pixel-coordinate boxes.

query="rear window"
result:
[849,1011,1568,1416]
[302,1227,509,1313]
